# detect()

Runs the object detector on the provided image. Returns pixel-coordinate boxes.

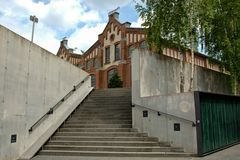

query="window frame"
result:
[105,46,110,64]
[114,43,121,61]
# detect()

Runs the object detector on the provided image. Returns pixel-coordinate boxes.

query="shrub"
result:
[108,73,123,88]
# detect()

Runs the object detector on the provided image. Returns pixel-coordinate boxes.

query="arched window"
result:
[107,68,117,83]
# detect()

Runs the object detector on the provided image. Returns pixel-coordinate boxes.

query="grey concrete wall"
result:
[0,25,92,160]
[131,49,232,154]
[132,104,197,153]
[138,50,231,97]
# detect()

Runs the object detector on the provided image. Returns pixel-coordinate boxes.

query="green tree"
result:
[136,0,240,94]
[108,74,123,88]
[136,0,200,91]
[202,0,240,94]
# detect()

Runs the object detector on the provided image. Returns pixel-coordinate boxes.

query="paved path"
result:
[32,144,240,160]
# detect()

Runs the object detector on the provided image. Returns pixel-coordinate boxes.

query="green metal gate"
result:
[195,92,240,156]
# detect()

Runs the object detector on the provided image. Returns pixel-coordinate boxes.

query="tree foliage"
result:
[202,0,240,94]
[136,0,200,91]
[136,0,199,53]
[108,74,123,88]
[136,0,240,94]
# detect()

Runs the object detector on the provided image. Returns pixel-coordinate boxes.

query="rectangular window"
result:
[86,60,90,70]
[115,43,120,61]
[105,47,110,64]
[93,58,95,68]
[86,59,93,70]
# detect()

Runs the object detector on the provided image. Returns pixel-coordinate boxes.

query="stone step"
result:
[51,136,158,142]
[38,150,192,157]
[86,101,131,103]
[74,107,132,113]
[65,120,132,124]
[70,115,132,119]
[90,92,131,95]
[91,90,131,93]
[81,103,131,106]
[43,145,183,152]
[59,128,137,132]
[72,111,132,117]
[54,132,148,137]
[47,140,162,147]
[89,94,131,97]
[71,113,131,117]
[86,99,131,102]
[89,96,131,98]
[93,89,131,92]
[77,107,131,110]
[85,99,131,102]
[70,117,132,121]
[74,109,131,113]
[62,124,132,128]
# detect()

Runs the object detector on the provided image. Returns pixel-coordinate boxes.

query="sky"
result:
[0,0,144,54]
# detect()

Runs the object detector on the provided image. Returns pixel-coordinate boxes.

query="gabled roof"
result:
[84,41,100,56]
[98,17,123,37]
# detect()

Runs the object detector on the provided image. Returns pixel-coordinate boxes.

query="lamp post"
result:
[30,15,38,42]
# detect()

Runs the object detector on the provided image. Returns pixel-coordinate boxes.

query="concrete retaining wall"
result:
[138,50,231,97]
[131,49,233,154]
[0,25,92,160]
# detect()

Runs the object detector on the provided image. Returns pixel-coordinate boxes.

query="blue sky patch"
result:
[119,3,139,23]
[32,0,50,5]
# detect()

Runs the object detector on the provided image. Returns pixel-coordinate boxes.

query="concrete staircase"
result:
[37,88,192,157]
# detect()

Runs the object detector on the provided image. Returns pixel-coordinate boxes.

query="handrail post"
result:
[47,108,53,115]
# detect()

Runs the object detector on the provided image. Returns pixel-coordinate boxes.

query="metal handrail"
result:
[29,75,90,132]
[132,103,196,127]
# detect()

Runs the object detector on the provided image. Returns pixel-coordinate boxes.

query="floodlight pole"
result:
[30,15,38,42]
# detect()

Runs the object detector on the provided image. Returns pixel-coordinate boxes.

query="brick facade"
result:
[57,12,225,89]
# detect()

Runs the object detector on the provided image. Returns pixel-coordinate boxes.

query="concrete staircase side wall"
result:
[131,50,198,154]
[0,25,92,160]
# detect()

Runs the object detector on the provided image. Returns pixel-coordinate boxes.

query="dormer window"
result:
[110,34,115,42]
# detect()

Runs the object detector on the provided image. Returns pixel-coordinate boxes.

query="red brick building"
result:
[57,38,83,67]
[57,12,223,89]
[57,12,146,89]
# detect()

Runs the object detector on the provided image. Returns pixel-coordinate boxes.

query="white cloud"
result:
[68,23,107,53]
[0,0,137,54]
[86,0,132,12]
[131,17,144,28]
[0,0,102,53]
[13,0,101,32]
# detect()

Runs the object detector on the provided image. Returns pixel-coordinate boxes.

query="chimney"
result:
[60,37,69,49]
[68,48,73,53]
[60,37,68,47]
[123,22,131,28]
[109,12,119,20]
